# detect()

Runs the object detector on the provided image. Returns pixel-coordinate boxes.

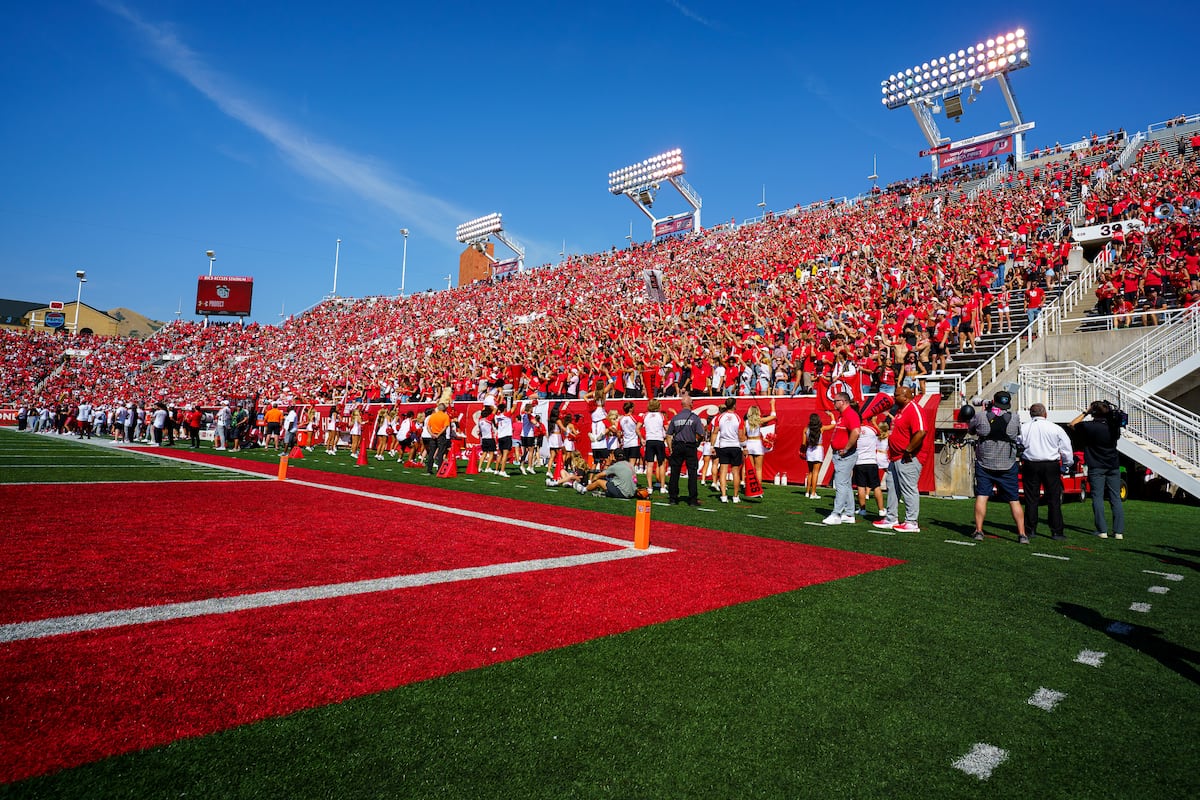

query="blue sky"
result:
[2,1,1197,325]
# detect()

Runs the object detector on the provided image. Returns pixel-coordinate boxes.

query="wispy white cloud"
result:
[663,0,719,30]
[99,1,470,239]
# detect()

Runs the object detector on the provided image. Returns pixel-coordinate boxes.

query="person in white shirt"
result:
[854,416,885,517]
[494,404,514,477]
[1020,403,1075,541]
[711,397,746,503]
[641,398,668,494]
[215,402,231,450]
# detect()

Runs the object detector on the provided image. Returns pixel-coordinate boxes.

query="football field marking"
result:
[1143,570,1183,581]
[952,743,1008,780]
[1027,687,1067,711]
[1129,602,1152,613]
[1075,649,1106,667]
[1032,552,1069,561]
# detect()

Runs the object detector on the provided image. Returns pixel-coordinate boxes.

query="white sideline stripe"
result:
[1032,552,1069,560]
[1027,687,1067,711]
[944,540,976,546]
[1129,602,1152,613]
[747,514,769,519]
[1143,570,1183,581]
[952,743,1009,780]
[0,548,664,644]
[1075,649,1106,667]
[1148,586,1169,594]
[1107,621,1134,635]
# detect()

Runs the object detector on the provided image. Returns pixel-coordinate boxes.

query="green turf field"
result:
[3,433,1198,799]
[0,429,262,484]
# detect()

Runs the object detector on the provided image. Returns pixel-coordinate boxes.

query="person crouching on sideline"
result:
[574,452,638,499]
[967,391,1027,543]
[1020,403,1074,541]
[824,392,861,525]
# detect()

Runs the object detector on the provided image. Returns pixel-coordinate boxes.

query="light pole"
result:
[758,184,766,217]
[73,269,87,335]
[204,250,215,328]
[332,238,341,297]
[399,228,409,297]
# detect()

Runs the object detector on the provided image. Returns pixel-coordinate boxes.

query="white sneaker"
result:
[841,514,856,523]
[1114,533,1124,540]
[893,522,921,533]
[822,514,842,525]
[731,496,740,504]
[720,496,728,503]
[574,482,586,494]
[660,487,668,495]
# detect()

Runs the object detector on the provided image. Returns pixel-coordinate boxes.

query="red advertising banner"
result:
[653,214,694,238]
[492,259,519,279]
[196,276,254,317]
[937,135,1012,169]
[333,394,942,493]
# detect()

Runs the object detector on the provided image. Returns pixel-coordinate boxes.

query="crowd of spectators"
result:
[7,135,1197,415]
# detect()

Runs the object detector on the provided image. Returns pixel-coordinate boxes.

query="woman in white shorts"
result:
[743,399,777,489]
[804,412,824,499]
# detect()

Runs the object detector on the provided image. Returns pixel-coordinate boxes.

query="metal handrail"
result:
[1099,305,1200,385]
[951,247,1110,400]
[1019,361,1200,472]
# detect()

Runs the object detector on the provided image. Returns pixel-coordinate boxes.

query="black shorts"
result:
[930,341,944,356]
[265,422,281,435]
[592,447,609,462]
[481,439,497,453]
[520,436,535,448]
[498,436,513,452]
[853,463,880,489]
[717,446,744,466]
[644,440,667,463]
[623,445,641,462]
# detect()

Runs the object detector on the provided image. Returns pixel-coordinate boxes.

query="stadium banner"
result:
[0,408,18,426]
[195,276,254,317]
[492,258,519,279]
[642,269,667,302]
[937,135,1012,169]
[48,300,65,310]
[44,311,66,329]
[653,213,694,238]
[326,394,942,493]
[1070,219,1146,244]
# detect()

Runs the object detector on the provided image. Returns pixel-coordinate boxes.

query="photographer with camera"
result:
[967,391,1027,543]
[1069,401,1125,540]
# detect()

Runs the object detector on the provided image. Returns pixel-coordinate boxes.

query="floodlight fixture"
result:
[455,212,504,244]
[608,148,685,195]
[879,28,1028,110]
[455,212,525,271]
[607,147,702,238]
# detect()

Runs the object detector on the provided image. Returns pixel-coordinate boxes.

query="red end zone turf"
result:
[0,456,899,783]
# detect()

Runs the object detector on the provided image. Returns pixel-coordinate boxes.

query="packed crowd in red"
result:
[9,134,1199,414]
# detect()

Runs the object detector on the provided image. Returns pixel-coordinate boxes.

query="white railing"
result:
[966,164,1010,202]
[950,248,1109,400]
[1018,361,1200,472]
[1099,304,1200,386]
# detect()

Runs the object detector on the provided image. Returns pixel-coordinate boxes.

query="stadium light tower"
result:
[73,269,87,335]
[455,213,527,276]
[880,28,1034,174]
[399,228,409,297]
[608,148,702,240]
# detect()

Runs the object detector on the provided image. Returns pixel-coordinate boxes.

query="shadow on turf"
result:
[1056,602,1200,686]
[1123,548,1200,573]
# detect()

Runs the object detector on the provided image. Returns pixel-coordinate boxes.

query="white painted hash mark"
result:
[1148,586,1169,595]
[945,540,976,546]
[1143,570,1183,581]
[952,743,1009,780]
[1130,602,1152,613]
[1032,552,1069,560]
[1107,622,1134,635]
[1027,687,1067,711]
[1075,649,1106,667]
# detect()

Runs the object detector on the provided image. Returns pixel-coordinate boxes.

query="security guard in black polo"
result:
[666,393,707,506]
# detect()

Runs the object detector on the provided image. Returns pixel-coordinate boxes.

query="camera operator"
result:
[967,391,1027,543]
[1069,401,1125,540]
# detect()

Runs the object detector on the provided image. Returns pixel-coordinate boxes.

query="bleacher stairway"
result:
[1019,306,1200,499]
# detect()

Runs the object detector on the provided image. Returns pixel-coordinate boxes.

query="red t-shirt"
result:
[887,402,926,462]
[830,407,861,451]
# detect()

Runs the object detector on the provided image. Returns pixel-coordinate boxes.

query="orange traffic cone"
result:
[553,450,564,481]
[289,445,304,460]
[437,455,457,478]
[356,436,368,466]
[466,446,480,474]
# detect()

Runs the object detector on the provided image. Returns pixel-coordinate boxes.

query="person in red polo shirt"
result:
[1025,283,1045,325]
[874,385,926,533]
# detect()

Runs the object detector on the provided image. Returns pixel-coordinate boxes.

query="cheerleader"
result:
[348,406,364,456]
[804,413,824,499]
[324,408,340,454]
[743,399,777,491]
[374,408,394,460]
